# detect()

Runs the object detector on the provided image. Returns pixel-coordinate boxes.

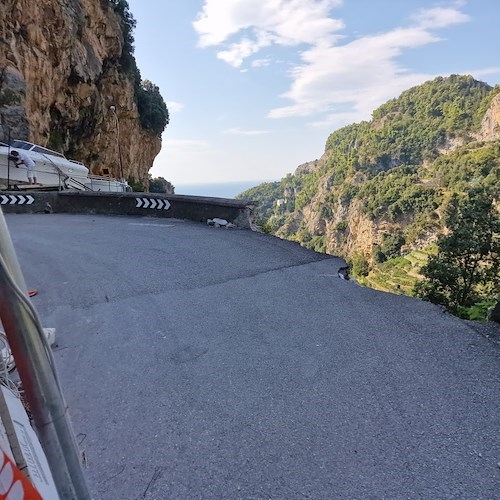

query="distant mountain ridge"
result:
[238,75,500,297]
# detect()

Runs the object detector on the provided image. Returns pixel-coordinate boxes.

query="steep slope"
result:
[239,75,500,281]
[0,0,166,185]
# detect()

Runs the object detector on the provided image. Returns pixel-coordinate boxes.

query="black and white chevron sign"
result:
[135,197,171,210]
[0,194,35,205]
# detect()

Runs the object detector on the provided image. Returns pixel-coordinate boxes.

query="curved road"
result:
[6,213,500,499]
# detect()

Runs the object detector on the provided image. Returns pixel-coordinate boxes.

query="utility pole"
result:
[110,106,124,181]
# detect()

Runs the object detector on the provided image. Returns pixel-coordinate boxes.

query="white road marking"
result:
[128,223,176,227]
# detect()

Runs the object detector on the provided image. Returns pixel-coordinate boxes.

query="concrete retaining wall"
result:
[0,191,257,228]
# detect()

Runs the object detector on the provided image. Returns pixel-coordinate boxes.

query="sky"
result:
[126,0,500,188]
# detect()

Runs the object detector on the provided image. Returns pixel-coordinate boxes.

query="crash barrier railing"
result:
[0,207,90,499]
[40,153,93,192]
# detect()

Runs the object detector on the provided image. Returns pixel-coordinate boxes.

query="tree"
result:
[108,0,137,74]
[148,175,174,194]
[415,188,500,315]
[108,1,169,136]
[136,80,169,135]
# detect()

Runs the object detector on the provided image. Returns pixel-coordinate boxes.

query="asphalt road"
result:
[5,213,500,499]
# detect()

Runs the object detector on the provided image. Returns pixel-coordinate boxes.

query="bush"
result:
[335,220,348,231]
[351,253,370,277]
[380,232,405,260]
[127,177,145,192]
[149,175,174,194]
[459,300,496,321]
[137,80,169,135]
[108,2,169,135]
[415,189,500,314]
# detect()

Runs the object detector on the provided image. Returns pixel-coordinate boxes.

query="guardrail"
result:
[0,191,257,228]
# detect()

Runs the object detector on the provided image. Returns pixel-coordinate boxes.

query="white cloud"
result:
[268,27,441,119]
[223,127,270,135]
[465,66,500,78]
[194,0,344,67]
[194,1,475,128]
[151,138,220,184]
[217,36,266,67]
[252,57,272,68]
[267,4,471,123]
[412,7,469,29]
[166,101,184,113]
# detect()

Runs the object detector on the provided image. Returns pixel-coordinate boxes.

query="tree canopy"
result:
[149,175,174,194]
[415,189,500,316]
[137,81,169,135]
[237,76,500,318]
[108,0,169,135]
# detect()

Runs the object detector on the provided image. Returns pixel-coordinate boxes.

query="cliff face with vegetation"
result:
[239,76,500,300]
[0,0,165,185]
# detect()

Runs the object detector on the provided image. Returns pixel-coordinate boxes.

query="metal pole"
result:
[110,107,124,181]
[7,128,11,190]
[0,208,90,499]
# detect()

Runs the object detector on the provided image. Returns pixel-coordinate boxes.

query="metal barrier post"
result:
[0,208,90,499]
[7,129,11,190]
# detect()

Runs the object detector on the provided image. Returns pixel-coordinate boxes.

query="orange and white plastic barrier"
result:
[0,449,41,500]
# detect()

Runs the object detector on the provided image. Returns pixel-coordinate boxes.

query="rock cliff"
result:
[246,76,500,270]
[0,0,161,185]
[477,92,500,142]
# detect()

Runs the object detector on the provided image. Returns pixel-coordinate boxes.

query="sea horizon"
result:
[174,180,275,199]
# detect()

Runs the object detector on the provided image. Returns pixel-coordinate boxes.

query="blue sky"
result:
[127,0,500,187]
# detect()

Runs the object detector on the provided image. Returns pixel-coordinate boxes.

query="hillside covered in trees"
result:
[238,75,500,319]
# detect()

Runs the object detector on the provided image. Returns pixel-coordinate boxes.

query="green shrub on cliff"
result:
[415,188,500,316]
[242,76,500,317]
[323,75,491,177]
[137,80,169,135]
[108,0,169,135]
[149,175,174,194]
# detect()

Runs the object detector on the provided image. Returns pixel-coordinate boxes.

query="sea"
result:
[174,180,273,199]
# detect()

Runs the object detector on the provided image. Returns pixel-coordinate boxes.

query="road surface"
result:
[6,213,500,499]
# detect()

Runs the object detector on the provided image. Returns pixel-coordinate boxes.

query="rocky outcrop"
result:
[272,85,500,266]
[477,93,500,142]
[489,302,500,324]
[294,151,329,176]
[0,0,161,185]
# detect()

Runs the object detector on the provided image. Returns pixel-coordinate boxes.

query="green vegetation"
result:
[237,179,288,227]
[318,75,492,180]
[350,253,370,277]
[239,76,500,320]
[108,0,137,74]
[149,175,174,194]
[127,177,145,192]
[415,189,499,318]
[359,249,432,296]
[108,0,169,135]
[137,80,169,135]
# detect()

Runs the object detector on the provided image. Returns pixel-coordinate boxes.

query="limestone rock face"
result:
[294,152,328,176]
[273,90,500,265]
[477,93,500,142]
[0,0,161,185]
